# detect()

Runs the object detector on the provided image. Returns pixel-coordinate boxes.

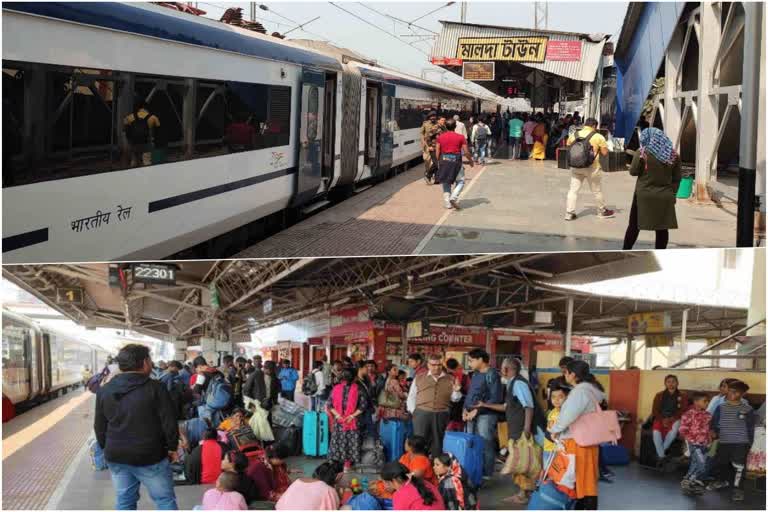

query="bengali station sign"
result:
[546,40,583,61]
[462,62,495,81]
[456,37,548,63]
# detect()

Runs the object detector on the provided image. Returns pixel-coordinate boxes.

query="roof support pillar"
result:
[664,23,684,146]
[695,3,720,202]
[564,296,574,356]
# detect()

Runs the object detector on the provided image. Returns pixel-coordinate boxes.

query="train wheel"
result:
[2,394,16,423]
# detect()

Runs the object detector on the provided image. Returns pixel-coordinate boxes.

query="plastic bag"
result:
[245,398,275,442]
[546,450,576,490]
[747,426,766,474]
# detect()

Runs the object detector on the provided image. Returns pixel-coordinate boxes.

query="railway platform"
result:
[237,156,738,258]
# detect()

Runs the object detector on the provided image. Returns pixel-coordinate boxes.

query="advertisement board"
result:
[462,62,495,81]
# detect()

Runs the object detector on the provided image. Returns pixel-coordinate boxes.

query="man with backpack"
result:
[95,344,179,510]
[193,356,233,426]
[471,117,492,165]
[123,99,160,167]
[564,118,615,221]
[160,361,192,420]
[303,360,328,412]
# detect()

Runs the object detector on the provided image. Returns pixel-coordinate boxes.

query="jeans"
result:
[509,137,522,159]
[466,413,498,477]
[566,167,606,214]
[280,389,295,401]
[652,419,680,458]
[441,167,465,201]
[474,142,488,163]
[685,443,709,481]
[108,458,178,510]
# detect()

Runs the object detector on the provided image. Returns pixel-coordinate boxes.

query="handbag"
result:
[377,388,401,409]
[746,426,766,474]
[501,432,542,477]
[546,448,576,490]
[568,399,622,447]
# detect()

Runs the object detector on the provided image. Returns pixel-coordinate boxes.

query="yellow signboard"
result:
[457,37,549,63]
[628,312,671,335]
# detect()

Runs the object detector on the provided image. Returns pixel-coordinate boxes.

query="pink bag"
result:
[568,399,622,447]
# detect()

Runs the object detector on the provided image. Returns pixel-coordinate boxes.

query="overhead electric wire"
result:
[328,2,429,56]
[409,2,455,25]
[355,3,438,35]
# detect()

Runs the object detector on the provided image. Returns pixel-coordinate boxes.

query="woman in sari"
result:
[433,453,479,510]
[378,364,409,421]
[531,115,548,161]
[327,368,365,471]
[623,127,682,250]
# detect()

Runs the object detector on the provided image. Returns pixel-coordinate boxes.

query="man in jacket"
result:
[243,360,279,410]
[407,354,463,457]
[95,344,179,510]
[277,359,299,401]
[462,348,504,480]
[420,111,445,184]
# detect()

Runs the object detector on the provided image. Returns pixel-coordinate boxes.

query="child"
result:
[433,453,479,510]
[399,435,437,486]
[543,385,569,454]
[201,471,248,510]
[678,391,712,494]
[708,380,755,502]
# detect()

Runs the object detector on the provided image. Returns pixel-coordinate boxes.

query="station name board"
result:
[462,62,495,81]
[457,37,548,63]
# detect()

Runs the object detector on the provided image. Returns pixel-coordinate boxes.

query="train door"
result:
[321,73,337,185]
[364,84,380,169]
[376,84,395,177]
[291,68,325,207]
[42,332,52,392]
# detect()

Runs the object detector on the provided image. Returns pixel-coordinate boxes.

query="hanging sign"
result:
[546,40,583,61]
[628,312,672,335]
[462,62,495,81]
[456,37,548,63]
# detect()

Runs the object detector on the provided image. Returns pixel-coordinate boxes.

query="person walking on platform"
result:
[421,112,444,185]
[277,359,299,402]
[470,118,491,165]
[508,113,524,160]
[407,354,463,457]
[622,127,682,250]
[436,118,474,210]
[95,344,179,510]
[564,118,615,221]
[453,114,468,138]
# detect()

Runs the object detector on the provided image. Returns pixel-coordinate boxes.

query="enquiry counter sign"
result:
[463,62,495,81]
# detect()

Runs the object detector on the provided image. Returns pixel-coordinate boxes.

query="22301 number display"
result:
[132,264,177,285]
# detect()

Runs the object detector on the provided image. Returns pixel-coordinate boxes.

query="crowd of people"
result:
[89,344,764,511]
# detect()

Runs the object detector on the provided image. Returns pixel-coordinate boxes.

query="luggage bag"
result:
[443,431,485,488]
[302,410,329,457]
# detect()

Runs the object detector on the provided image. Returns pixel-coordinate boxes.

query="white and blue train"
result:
[2,2,501,263]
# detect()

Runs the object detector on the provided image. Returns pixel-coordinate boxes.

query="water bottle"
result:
[361,476,369,491]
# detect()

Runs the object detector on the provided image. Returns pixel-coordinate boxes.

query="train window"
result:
[307,86,319,141]
[395,98,434,131]
[2,318,29,370]
[2,60,293,188]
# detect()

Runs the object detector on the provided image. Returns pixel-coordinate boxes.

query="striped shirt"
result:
[715,402,754,444]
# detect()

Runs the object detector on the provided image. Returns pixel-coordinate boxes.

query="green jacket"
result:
[629,152,682,230]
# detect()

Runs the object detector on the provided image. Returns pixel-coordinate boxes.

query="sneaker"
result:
[597,208,615,219]
[564,212,577,221]
[706,480,729,491]
[690,479,706,489]
[444,200,452,209]
[424,174,432,185]
[450,198,461,210]
[731,489,744,502]
[681,479,692,490]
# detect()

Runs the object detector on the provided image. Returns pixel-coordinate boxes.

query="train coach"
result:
[2,309,110,420]
[2,2,499,263]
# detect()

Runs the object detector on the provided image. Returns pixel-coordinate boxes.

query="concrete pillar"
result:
[737,2,763,246]
[757,4,767,239]
[664,24,684,144]
[741,249,766,369]
[695,4,721,202]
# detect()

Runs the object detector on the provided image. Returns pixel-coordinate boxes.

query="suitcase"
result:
[273,425,302,457]
[302,410,329,457]
[557,147,570,169]
[527,481,574,510]
[600,443,630,465]
[379,419,411,462]
[443,431,485,487]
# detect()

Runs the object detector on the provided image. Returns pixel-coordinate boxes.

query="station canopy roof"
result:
[430,20,609,103]
[3,253,749,345]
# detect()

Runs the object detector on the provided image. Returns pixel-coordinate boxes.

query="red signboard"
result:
[431,57,463,66]
[409,325,486,346]
[546,40,582,61]
[330,306,372,338]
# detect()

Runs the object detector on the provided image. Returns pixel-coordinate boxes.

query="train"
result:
[2,2,502,263]
[2,309,110,419]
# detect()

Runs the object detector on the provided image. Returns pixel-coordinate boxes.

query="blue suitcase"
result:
[443,431,484,487]
[527,481,574,510]
[379,420,412,462]
[302,411,329,457]
[600,443,630,465]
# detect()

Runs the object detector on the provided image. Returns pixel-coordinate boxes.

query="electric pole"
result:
[534,2,548,30]
[460,2,467,23]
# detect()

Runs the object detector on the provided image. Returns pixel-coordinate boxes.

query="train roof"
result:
[3,2,343,71]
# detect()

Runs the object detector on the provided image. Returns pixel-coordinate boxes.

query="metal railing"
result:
[670,319,766,368]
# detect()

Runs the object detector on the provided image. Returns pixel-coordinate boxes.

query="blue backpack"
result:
[347,493,382,510]
[204,374,232,410]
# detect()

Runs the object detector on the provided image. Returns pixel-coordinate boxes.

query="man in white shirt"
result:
[310,360,327,411]
[453,114,468,138]
[407,354,463,456]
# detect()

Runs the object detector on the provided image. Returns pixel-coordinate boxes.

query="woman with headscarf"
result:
[327,368,365,472]
[433,454,479,510]
[623,127,682,249]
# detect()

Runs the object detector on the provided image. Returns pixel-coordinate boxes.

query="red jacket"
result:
[679,408,712,445]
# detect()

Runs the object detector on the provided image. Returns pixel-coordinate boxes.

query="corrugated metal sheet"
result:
[613,2,685,137]
[431,20,607,83]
